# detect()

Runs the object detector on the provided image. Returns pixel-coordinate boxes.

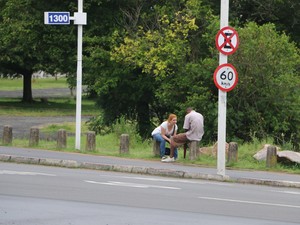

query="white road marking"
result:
[0,170,56,176]
[271,190,300,195]
[198,196,300,209]
[99,175,231,186]
[84,180,181,190]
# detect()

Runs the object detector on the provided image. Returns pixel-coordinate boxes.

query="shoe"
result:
[161,156,175,162]
[161,155,168,160]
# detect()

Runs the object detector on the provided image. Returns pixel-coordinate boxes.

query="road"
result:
[1,162,300,225]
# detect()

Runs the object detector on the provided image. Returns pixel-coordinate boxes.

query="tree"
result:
[0,0,76,102]
[83,0,299,147]
[178,21,300,147]
[229,22,300,148]
[84,0,215,139]
[231,0,300,44]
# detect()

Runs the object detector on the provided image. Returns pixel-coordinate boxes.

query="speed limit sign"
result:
[213,63,238,92]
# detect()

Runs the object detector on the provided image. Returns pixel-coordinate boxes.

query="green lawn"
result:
[0,77,68,91]
[0,98,99,116]
[0,77,98,116]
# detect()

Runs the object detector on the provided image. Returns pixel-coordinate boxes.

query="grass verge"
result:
[0,97,98,116]
[0,77,68,90]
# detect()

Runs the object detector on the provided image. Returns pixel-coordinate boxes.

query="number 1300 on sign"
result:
[213,63,238,92]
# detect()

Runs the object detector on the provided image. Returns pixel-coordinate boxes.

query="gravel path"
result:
[0,88,92,139]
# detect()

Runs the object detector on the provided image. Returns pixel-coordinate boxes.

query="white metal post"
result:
[75,0,83,150]
[217,0,229,176]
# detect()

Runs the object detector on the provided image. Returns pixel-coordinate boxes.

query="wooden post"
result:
[29,127,39,147]
[189,141,199,160]
[86,131,96,151]
[266,145,277,168]
[3,125,13,145]
[57,129,67,149]
[119,134,129,154]
[153,139,160,156]
[227,142,238,164]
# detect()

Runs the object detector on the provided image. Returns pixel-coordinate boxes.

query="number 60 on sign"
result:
[213,63,238,92]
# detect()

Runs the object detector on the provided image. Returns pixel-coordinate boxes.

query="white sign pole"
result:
[75,0,84,150]
[217,0,229,176]
[44,2,86,150]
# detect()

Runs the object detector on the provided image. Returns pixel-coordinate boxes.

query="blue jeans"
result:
[152,134,178,159]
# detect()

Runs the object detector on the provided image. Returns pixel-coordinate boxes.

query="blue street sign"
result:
[44,12,70,25]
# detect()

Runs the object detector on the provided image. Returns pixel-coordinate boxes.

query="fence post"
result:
[227,142,238,164]
[2,125,13,145]
[86,131,96,151]
[266,145,277,168]
[119,134,129,154]
[57,129,67,149]
[29,127,39,147]
[153,139,160,156]
[189,141,199,160]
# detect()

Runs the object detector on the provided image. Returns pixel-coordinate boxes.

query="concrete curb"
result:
[1,154,300,188]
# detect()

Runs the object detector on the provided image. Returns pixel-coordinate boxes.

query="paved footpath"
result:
[0,146,300,189]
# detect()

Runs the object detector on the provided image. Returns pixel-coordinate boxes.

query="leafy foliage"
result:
[229,22,300,148]
[0,0,76,102]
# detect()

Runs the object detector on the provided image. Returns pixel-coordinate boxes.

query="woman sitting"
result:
[151,114,178,159]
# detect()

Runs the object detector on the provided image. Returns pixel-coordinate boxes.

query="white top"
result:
[151,121,178,136]
[183,110,204,141]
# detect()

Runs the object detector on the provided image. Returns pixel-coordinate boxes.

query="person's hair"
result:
[186,107,193,113]
[167,114,177,123]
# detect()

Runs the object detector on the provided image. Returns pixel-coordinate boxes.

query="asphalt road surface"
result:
[1,162,300,225]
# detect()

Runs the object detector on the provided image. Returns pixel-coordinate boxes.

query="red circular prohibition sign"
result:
[215,26,239,55]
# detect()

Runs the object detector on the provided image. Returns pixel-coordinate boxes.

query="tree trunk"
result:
[136,101,151,140]
[22,72,33,102]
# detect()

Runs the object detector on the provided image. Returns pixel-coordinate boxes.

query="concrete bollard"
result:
[86,131,96,151]
[119,134,129,154]
[266,145,277,168]
[189,141,199,160]
[57,129,67,149]
[29,127,39,147]
[227,142,238,164]
[2,125,13,145]
[153,139,160,156]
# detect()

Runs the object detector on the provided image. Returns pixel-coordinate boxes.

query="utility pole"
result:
[217,0,229,176]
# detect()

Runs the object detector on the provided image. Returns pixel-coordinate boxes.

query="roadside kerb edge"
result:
[0,154,299,188]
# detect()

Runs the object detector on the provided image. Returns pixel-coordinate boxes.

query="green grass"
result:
[40,123,87,133]
[0,77,97,116]
[0,98,98,116]
[0,77,68,90]
[10,133,156,159]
